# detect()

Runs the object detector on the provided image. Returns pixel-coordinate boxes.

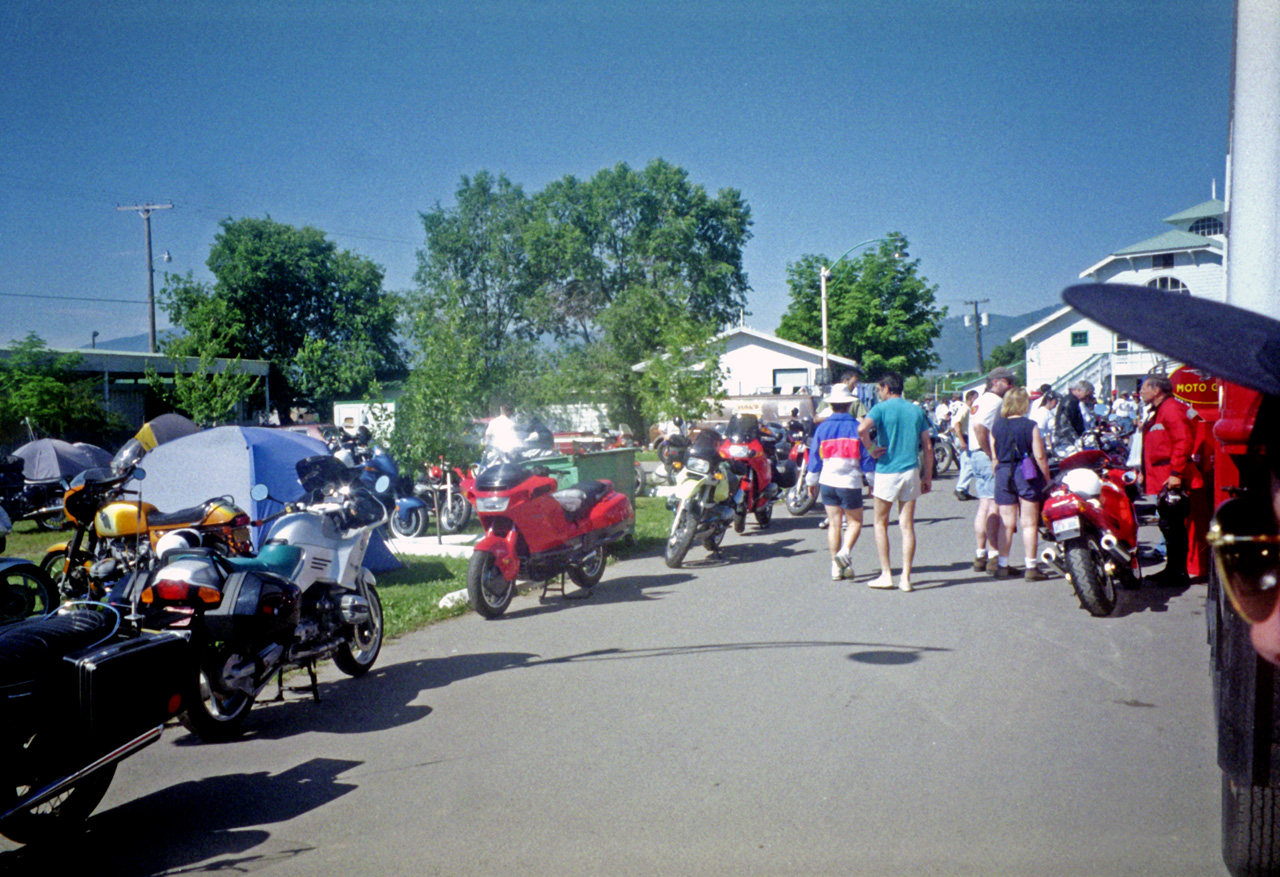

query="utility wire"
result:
[0,291,147,304]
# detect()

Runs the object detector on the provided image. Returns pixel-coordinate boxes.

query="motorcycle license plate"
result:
[1051,516,1081,539]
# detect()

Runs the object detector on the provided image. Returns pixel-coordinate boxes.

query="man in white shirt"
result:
[484,405,523,458]
[969,367,1015,572]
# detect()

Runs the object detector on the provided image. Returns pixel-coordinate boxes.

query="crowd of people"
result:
[803,365,1208,592]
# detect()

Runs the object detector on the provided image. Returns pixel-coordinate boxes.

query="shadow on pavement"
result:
[0,758,360,877]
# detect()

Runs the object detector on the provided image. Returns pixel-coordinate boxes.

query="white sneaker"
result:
[868,573,895,589]
[831,561,843,581]
[843,564,857,580]
[834,548,852,570]
[898,579,913,592]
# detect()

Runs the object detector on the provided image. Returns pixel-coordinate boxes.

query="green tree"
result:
[161,217,404,421]
[633,318,727,426]
[983,338,1026,374]
[146,286,261,426]
[777,235,944,378]
[0,333,127,446]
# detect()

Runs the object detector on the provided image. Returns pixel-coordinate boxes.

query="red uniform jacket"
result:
[1142,396,1204,493]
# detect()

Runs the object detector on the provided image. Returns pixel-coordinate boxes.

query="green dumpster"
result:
[528,447,638,530]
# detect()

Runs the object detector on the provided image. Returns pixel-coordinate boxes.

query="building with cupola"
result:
[1013,195,1225,396]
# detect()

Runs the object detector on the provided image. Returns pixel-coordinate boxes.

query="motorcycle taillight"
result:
[142,578,223,606]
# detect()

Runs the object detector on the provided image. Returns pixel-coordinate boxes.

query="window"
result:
[1152,253,1175,270]
[1147,276,1190,295]
[1115,336,1130,353]
[772,368,808,393]
[1190,216,1224,236]
[1071,331,1089,347]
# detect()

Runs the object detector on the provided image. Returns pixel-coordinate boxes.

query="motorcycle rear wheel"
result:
[569,548,606,589]
[933,443,955,475]
[468,551,514,619]
[335,584,384,676]
[0,761,116,844]
[784,483,815,516]
[733,511,746,534]
[34,510,64,532]
[703,525,726,552]
[439,493,471,534]
[1064,540,1117,617]
[181,664,255,741]
[664,507,697,569]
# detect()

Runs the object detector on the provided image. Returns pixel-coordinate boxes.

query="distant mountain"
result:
[82,330,181,352]
[930,304,1060,374]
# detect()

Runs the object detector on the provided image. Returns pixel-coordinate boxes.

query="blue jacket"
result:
[806,413,863,489]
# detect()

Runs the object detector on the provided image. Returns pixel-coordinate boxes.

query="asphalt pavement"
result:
[0,470,1226,876]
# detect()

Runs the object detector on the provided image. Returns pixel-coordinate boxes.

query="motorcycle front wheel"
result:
[389,507,427,539]
[467,551,514,618]
[754,502,774,528]
[784,483,815,516]
[665,506,698,569]
[933,444,954,475]
[0,562,58,624]
[0,759,116,845]
[439,493,471,534]
[1064,539,1117,617]
[336,583,383,676]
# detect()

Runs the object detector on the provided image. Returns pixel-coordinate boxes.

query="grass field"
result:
[7,493,670,641]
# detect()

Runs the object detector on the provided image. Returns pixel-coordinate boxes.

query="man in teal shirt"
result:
[857,372,933,592]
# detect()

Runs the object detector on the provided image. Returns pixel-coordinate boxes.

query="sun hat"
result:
[826,384,858,405]
[1062,283,1280,397]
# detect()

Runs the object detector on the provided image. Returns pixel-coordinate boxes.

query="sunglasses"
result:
[1207,496,1280,623]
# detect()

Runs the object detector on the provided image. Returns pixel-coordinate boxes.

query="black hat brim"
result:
[1062,283,1280,398]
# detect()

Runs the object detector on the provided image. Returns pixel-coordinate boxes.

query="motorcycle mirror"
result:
[374,475,391,495]
[250,483,270,502]
[133,467,146,481]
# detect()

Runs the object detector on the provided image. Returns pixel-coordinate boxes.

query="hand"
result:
[808,484,818,498]
[921,477,932,495]
[869,445,886,460]
[1168,475,1182,489]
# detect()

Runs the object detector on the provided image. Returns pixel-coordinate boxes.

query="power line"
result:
[0,291,147,304]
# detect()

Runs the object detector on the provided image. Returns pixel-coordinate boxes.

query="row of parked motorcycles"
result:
[0,434,395,845]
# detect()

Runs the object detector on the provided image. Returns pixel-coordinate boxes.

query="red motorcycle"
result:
[718,414,796,533]
[1039,443,1141,617]
[465,462,634,618]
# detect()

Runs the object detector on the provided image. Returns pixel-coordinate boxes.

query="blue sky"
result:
[1,0,1232,351]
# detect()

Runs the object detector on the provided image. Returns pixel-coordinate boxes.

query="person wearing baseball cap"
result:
[1063,282,1280,663]
[969,366,1017,574]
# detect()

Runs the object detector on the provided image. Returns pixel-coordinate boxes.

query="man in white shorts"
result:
[858,371,932,592]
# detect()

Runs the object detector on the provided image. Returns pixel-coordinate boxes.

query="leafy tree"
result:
[160,217,404,421]
[633,317,727,426]
[146,287,261,426]
[0,333,127,446]
[983,338,1026,373]
[776,235,945,379]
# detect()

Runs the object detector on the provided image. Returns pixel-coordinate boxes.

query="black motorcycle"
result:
[0,455,65,532]
[0,603,190,844]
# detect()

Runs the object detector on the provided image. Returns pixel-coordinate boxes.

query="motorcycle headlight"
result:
[686,456,711,475]
[477,496,509,512]
[728,445,754,459]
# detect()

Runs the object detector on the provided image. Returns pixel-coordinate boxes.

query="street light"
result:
[818,237,909,380]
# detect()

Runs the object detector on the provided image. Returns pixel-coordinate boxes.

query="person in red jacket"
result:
[1140,374,1204,587]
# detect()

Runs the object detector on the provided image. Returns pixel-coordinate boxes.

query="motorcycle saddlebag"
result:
[200,569,302,645]
[61,631,191,751]
[772,459,799,490]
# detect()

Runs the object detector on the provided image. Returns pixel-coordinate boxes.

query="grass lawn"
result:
[7,494,672,641]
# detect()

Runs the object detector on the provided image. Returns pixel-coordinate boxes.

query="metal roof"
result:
[1162,199,1225,224]
[1113,229,1222,257]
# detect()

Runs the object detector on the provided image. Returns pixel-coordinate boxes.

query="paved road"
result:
[2,475,1226,875]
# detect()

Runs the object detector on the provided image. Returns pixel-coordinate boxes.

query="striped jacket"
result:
[805,412,863,489]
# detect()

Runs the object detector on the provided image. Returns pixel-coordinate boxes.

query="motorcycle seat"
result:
[552,480,611,523]
[148,504,211,527]
[0,609,114,687]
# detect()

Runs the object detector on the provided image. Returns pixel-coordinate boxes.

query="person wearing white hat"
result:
[805,383,866,581]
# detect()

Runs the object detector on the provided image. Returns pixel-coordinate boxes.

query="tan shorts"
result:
[872,467,921,504]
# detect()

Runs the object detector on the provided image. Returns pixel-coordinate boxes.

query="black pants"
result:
[1157,504,1189,580]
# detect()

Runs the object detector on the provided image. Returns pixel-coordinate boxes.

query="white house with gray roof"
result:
[1014,196,1224,396]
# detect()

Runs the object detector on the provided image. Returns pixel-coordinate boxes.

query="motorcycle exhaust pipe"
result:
[1099,533,1131,564]
[1039,545,1067,575]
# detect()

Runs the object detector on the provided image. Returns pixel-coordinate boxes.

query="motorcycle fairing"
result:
[476,529,521,582]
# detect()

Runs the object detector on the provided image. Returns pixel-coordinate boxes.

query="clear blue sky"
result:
[1,0,1232,351]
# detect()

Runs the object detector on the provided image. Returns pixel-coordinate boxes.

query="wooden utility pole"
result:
[117,202,173,353]
[964,298,989,373]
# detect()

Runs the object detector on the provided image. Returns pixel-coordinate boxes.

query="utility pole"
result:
[964,298,989,374]
[117,202,172,353]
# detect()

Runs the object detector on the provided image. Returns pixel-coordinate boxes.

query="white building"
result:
[716,326,858,396]
[1014,197,1224,395]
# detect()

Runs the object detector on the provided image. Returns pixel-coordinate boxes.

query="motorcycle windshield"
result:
[725,414,759,444]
